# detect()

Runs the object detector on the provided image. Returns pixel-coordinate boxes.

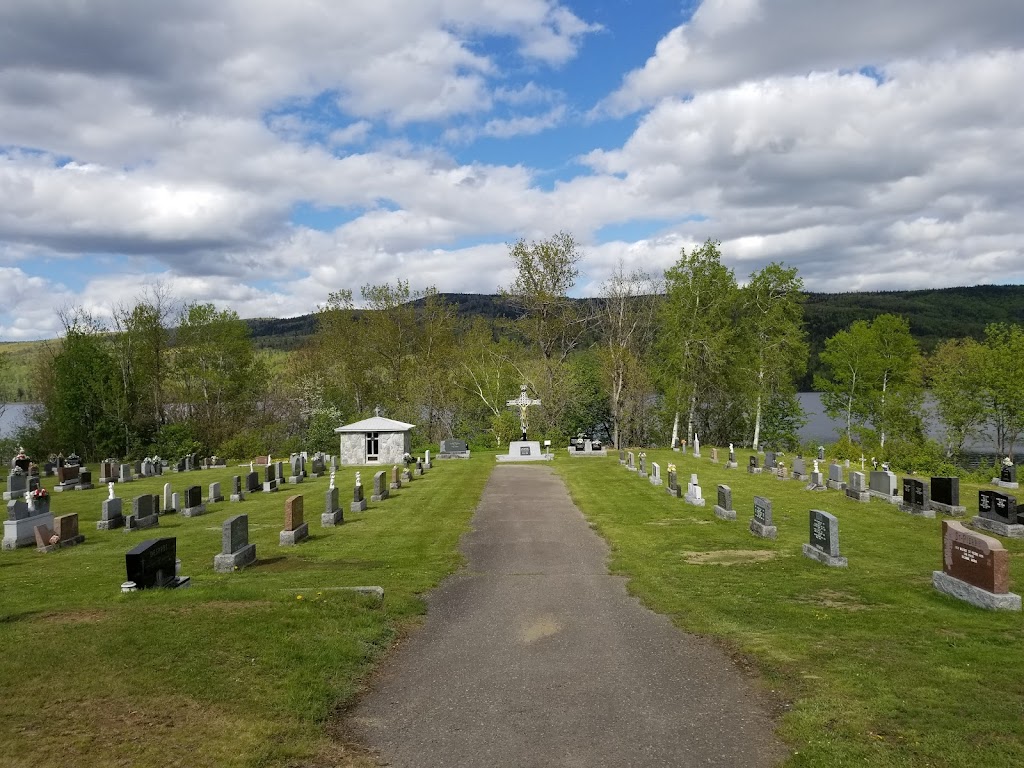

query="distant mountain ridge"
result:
[245,285,1024,356]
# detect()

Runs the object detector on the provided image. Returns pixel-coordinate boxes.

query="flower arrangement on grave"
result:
[402,453,416,465]
[31,487,48,500]
[639,451,647,460]
[667,464,676,473]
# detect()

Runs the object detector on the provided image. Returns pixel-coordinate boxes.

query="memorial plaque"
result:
[717,484,732,511]
[754,496,773,527]
[125,538,178,589]
[942,520,1009,593]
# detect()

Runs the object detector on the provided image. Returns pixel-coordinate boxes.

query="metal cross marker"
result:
[507,384,542,441]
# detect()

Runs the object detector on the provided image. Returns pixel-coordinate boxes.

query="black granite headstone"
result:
[125,538,180,589]
[931,477,959,507]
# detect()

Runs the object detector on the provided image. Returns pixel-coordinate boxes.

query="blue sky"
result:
[0,0,1023,339]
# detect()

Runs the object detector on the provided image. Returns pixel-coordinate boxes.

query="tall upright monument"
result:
[496,384,552,462]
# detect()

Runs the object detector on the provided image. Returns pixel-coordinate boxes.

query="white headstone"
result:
[108,482,115,500]
[329,470,336,490]
[355,471,361,487]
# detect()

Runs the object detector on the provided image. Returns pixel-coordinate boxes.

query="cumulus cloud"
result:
[601,0,1024,115]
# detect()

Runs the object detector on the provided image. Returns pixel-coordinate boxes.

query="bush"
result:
[151,422,202,460]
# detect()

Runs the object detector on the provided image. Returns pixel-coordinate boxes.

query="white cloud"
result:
[601,0,1024,115]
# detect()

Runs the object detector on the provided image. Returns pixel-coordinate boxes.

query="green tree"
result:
[500,232,590,435]
[816,319,877,442]
[596,263,658,448]
[656,239,739,446]
[926,338,987,459]
[980,323,1024,458]
[740,262,808,450]
[172,303,264,450]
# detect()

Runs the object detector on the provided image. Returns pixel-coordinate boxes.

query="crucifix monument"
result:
[496,384,552,462]
[507,384,542,442]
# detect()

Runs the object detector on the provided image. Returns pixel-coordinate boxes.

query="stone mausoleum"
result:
[335,415,414,466]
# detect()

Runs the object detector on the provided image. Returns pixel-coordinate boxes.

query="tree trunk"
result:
[671,412,679,449]
[687,391,696,446]
[752,392,762,452]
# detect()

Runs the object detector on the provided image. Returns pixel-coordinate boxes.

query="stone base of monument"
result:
[438,451,471,460]
[97,515,125,530]
[898,502,935,519]
[868,490,900,504]
[279,523,309,546]
[209,494,224,504]
[390,481,401,490]
[750,520,778,540]
[322,510,343,526]
[932,570,1021,611]
[684,493,706,507]
[826,480,845,491]
[802,544,848,567]
[182,504,207,518]
[929,501,966,517]
[75,482,94,491]
[747,467,762,475]
[214,543,256,573]
[725,461,738,469]
[625,465,637,472]
[414,466,424,476]
[230,493,244,502]
[36,534,85,553]
[970,517,1024,539]
[401,469,412,482]
[287,476,303,484]
[666,486,680,498]
[792,472,808,482]
[351,499,368,513]
[566,448,608,457]
[496,441,552,462]
[845,488,870,503]
[124,514,159,532]
[637,470,648,479]
[991,478,1019,490]
[371,489,389,502]
[648,475,662,487]
[805,482,827,492]
[712,504,736,521]
[263,481,279,493]
[309,471,324,479]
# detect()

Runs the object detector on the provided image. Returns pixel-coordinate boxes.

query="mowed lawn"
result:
[0,458,492,768]
[558,450,1024,768]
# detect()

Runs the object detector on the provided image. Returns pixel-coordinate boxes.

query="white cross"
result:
[507,384,542,439]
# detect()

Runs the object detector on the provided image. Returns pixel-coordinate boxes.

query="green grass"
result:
[0,458,492,767]
[557,449,1024,768]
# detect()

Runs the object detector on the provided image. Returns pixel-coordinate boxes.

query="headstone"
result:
[245,471,261,494]
[309,456,326,478]
[98,494,125,530]
[933,521,1020,610]
[803,510,848,567]
[994,461,1019,489]
[439,439,470,459]
[390,465,402,491]
[973,490,1023,538]
[750,496,777,539]
[275,461,285,485]
[163,482,174,514]
[692,434,700,458]
[99,460,118,484]
[352,472,368,512]
[424,449,432,469]
[280,495,309,545]
[213,515,257,572]
[792,457,807,480]
[322,485,343,526]
[415,458,424,476]
[626,452,636,471]
[182,485,206,518]
[33,513,85,552]
[764,451,777,470]
[899,477,934,518]
[119,464,134,483]
[125,495,160,531]
[171,493,180,514]
[827,463,844,490]
[647,461,662,486]
[4,469,28,501]
[74,468,93,491]
[208,481,224,504]
[726,443,737,468]
[929,477,966,516]
[710,447,719,463]
[263,463,279,493]
[637,455,646,478]
[713,484,736,520]
[845,471,870,503]
[817,446,825,461]
[141,458,155,477]
[869,470,899,502]
[401,464,412,483]
[3,498,55,550]
[229,475,244,502]
[288,455,304,484]
[684,474,705,507]
[124,538,189,589]
[747,455,761,474]
[371,470,389,502]
[618,449,626,465]
[666,469,680,498]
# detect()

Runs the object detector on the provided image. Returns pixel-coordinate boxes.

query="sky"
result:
[1,0,1023,340]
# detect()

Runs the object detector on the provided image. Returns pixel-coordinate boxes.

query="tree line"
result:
[6,235,1023,472]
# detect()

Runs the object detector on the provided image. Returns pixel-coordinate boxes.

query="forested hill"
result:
[246,285,1024,359]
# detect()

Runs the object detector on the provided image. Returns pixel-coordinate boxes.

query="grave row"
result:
[618,447,1021,611]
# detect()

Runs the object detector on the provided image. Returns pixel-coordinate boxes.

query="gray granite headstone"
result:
[750,495,777,539]
[712,484,734,519]
[214,514,256,572]
[803,509,847,566]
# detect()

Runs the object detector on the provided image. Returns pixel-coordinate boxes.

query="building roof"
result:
[335,416,416,433]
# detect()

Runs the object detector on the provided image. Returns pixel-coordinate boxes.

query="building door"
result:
[366,432,380,462]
